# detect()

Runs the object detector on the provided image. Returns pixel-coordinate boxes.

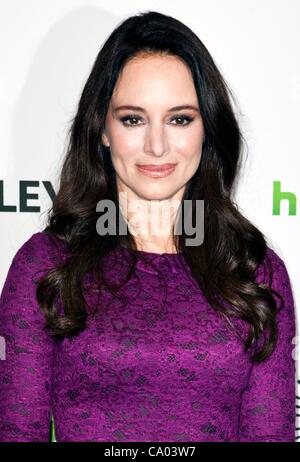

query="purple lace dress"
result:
[0,231,296,441]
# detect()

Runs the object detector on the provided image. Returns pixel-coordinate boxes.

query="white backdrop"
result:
[0,0,299,440]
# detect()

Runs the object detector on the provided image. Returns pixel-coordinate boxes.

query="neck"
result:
[118,191,182,253]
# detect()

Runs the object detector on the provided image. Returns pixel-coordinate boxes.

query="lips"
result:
[136,163,177,171]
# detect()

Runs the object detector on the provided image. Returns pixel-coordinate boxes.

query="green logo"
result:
[273,181,297,215]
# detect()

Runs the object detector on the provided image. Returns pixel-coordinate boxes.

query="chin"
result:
[138,190,177,202]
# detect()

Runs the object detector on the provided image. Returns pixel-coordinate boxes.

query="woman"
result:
[0,10,296,442]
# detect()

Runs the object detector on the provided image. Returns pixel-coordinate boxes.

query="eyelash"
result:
[119,114,194,128]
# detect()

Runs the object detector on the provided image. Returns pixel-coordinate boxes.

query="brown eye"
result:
[170,115,194,126]
[120,115,143,127]
[119,114,194,127]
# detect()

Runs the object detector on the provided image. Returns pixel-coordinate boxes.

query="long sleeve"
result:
[238,248,297,442]
[0,232,57,441]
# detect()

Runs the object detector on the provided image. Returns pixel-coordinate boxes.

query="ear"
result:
[101,130,110,148]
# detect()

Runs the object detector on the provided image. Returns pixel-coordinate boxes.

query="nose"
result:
[144,122,170,157]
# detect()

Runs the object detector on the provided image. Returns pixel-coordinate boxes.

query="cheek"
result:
[109,145,136,174]
[173,123,204,152]
[112,134,140,160]
[176,143,202,179]
[182,153,202,177]
[177,141,202,165]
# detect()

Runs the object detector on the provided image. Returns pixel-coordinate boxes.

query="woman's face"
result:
[101,53,205,203]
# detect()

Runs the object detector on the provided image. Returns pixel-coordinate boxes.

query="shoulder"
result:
[4,230,68,286]
[13,230,68,264]
[255,244,291,290]
[264,245,286,268]
[0,230,69,314]
[256,245,296,323]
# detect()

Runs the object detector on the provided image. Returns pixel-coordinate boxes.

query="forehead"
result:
[111,54,198,107]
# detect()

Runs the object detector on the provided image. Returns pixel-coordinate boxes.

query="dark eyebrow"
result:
[113,104,200,113]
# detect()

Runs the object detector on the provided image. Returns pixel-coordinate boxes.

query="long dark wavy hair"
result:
[36,10,283,363]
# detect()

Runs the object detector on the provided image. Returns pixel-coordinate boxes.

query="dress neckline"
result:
[119,245,182,258]
[112,245,185,275]
[131,249,182,257]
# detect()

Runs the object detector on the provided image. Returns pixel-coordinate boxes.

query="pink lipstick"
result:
[136,163,177,178]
